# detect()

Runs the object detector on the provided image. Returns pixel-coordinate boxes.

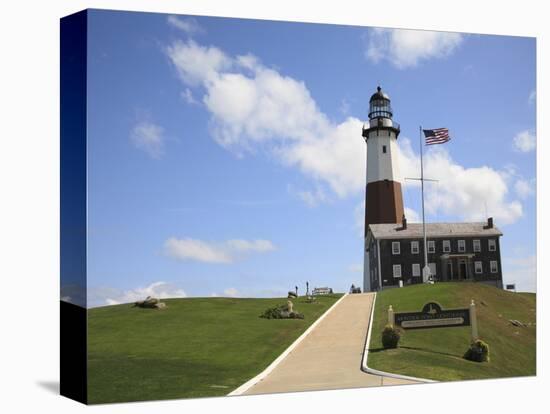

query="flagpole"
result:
[420,125,429,283]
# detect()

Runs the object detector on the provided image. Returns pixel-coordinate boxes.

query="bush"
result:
[464,339,490,362]
[260,304,304,319]
[381,324,401,349]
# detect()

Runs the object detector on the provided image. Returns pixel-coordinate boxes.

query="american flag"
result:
[423,128,450,145]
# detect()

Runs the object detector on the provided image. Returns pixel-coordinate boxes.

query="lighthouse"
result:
[362,86,404,291]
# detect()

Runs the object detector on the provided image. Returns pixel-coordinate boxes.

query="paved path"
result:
[243,293,416,395]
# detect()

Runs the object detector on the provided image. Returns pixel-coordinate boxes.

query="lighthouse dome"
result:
[369,86,390,102]
[368,86,393,119]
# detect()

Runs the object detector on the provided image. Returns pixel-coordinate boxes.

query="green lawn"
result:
[87,294,341,404]
[368,283,536,381]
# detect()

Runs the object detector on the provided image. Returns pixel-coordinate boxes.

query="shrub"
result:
[260,304,304,319]
[381,324,401,349]
[464,339,490,362]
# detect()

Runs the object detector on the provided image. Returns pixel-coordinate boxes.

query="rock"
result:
[287,300,294,313]
[133,296,166,309]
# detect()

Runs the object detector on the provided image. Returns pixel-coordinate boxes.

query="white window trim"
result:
[458,240,466,253]
[488,239,497,252]
[428,262,436,276]
[490,260,498,273]
[411,241,419,254]
[443,240,451,253]
[428,240,435,253]
[393,264,402,278]
[475,261,483,274]
[412,263,420,277]
[392,241,400,255]
[473,239,481,252]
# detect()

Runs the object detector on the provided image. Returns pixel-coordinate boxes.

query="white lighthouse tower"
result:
[362,86,404,291]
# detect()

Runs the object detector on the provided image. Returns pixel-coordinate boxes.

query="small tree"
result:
[381,324,401,349]
[464,339,490,362]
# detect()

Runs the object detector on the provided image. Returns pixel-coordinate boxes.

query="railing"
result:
[362,120,400,131]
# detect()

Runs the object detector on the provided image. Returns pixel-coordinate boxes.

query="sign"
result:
[393,302,471,330]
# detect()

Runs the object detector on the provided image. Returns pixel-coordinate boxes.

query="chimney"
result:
[398,214,407,230]
[484,217,494,229]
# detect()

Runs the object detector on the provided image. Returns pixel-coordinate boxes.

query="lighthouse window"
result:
[382,145,387,153]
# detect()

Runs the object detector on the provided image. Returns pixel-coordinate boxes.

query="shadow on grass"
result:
[370,346,462,359]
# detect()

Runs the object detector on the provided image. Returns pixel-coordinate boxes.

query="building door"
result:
[458,260,467,280]
[447,261,454,281]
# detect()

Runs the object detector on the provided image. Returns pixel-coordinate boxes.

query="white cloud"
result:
[225,239,276,253]
[365,28,464,69]
[167,15,204,35]
[513,130,536,152]
[164,237,275,264]
[223,287,239,297]
[89,281,187,307]
[514,178,535,199]
[404,207,421,223]
[528,90,536,105]
[166,40,365,197]
[166,39,523,226]
[504,254,536,292]
[181,88,198,105]
[296,186,329,207]
[397,138,523,225]
[130,121,164,159]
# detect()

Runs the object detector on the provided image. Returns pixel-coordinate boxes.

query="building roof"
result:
[368,222,503,240]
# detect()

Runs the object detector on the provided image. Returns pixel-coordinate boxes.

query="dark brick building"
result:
[365,218,503,290]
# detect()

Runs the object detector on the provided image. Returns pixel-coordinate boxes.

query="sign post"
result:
[388,305,395,326]
[469,300,478,341]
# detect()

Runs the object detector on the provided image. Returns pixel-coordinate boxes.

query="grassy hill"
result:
[367,283,536,381]
[87,294,341,404]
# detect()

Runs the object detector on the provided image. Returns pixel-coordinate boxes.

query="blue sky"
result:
[80,9,536,307]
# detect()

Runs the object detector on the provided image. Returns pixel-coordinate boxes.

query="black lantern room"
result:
[368,86,393,119]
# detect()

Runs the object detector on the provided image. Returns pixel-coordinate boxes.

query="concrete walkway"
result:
[243,293,416,395]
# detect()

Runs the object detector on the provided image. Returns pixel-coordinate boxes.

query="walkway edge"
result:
[361,292,437,384]
[228,293,349,396]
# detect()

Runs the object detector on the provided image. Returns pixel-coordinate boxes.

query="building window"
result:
[488,239,496,251]
[490,260,498,273]
[473,239,481,252]
[411,241,419,254]
[392,241,400,255]
[428,240,435,253]
[412,263,420,277]
[429,262,437,277]
[458,240,466,253]
[382,145,387,154]
[393,264,402,278]
[475,261,483,274]
[443,240,451,253]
